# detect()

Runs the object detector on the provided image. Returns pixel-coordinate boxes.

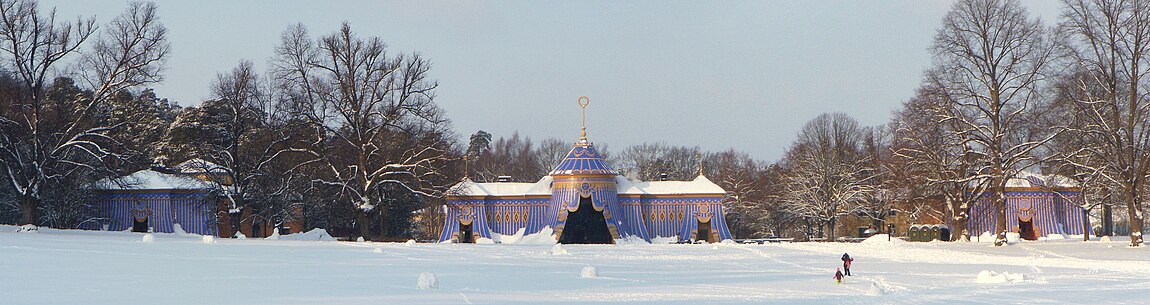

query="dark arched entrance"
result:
[132,217,149,233]
[131,204,151,233]
[1018,218,1037,241]
[696,220,715,243]
[559,196,613,244]
[458,222,474,243]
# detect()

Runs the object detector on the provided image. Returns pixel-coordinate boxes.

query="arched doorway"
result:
[131,203,151,233]
[559,196,613,244]
[696,220,715,243]
[1018,218,1037,241]
[458,222,474,243]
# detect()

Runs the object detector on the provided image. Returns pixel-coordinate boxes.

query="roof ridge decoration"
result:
[579,96,590,145]
[548,96,619,176]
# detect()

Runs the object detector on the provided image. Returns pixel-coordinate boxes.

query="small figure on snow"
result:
[841,253,854,276]
[833,268,844,284]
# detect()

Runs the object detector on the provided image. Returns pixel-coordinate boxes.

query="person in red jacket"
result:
[841,253,854,276]
[833,268,844,284]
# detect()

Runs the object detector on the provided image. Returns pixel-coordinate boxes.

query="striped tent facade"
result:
[968,189,1092,238]
[85,191,217,235]
[85,169,224,236]
[441,138,732,244]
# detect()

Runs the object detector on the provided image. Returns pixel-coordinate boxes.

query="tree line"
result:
[2,0,1148,246]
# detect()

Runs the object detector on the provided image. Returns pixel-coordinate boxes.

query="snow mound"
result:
[1100,236,1112,242]
[234,232,247,239]
[1005,232,1021,244]
[720,239,736,244]
[373,247,383,253]
[976,270,1026,283]
[202,235,216,244]
[496,226,557,245]
[173,223,189,236]
[279,229,336,241]
[265,229,280,240]
[712,245,719,250]
[616,235,650,245]
[1043,234,1066,241]
[417,272,438,290]
[650,236,679,244]
[861,234,906,244]
[15,224,38,233]
[356,237,365,243]
[867,282,886,296]
[141,233,155,243]
[581,266,598,278]
[549,244,569,255]
[475,237,496,244]
[405,239,416,246]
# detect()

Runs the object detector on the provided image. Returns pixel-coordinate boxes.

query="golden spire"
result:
[578,96,590,143]
[697,151,704,177]
[463,155,470,180]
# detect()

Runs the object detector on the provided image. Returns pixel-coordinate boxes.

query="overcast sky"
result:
[41,0,1062,162]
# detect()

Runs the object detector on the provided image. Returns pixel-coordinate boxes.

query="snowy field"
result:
[2,226,1147,304]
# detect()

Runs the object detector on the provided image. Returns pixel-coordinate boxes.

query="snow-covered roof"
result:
[448,174,725,197]
[449,176,554,197]
[173,158,227,174]
[1006,171,1079,188]
[93,169,216,190]
[617,175,726,195]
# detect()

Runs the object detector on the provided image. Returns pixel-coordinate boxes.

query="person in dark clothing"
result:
[841,253,854,276]
[833,268,844,284]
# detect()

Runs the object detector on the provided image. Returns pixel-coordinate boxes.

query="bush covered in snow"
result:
[405,239,417,246]
[15,224,38,233]
[581,266,598,278]
[417,272,438,290]
[234,232,247,239]
[356,236,365,243]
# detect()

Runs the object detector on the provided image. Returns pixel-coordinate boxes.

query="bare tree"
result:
[929,0,1057,245]
[534,137,570,174]
[472,132,542,182]
[1055,0,1150,246]
[891,84,993,241]
[0,0,167,225]
[706,149,769,238]
[779,113,874,239]
[271,22,452,240]
[614,143,701,181]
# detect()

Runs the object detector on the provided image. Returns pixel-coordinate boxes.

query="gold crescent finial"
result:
[578,96,589,142]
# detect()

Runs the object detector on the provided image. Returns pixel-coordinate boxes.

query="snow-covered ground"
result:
[2,226,1146,304]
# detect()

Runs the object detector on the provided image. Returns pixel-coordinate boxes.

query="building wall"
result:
[86,190,217,235]
[968,190,1091,237]
[440,193,732,243]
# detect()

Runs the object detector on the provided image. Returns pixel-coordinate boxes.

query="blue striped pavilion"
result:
[86,169,220,236]
[439,97,733,244]
[968,173,1093,240]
